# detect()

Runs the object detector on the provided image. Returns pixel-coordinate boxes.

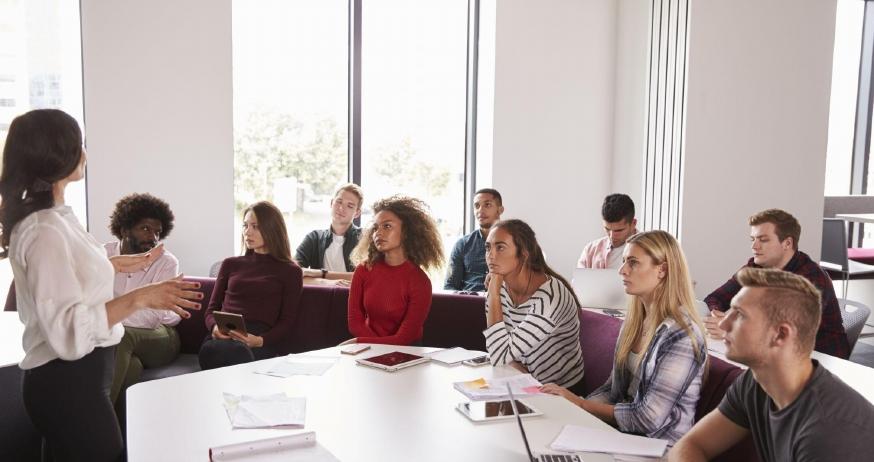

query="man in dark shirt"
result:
[670,268,874,462]
[444,188,504,292]
[703,209,849,359]
[295,184,363,285]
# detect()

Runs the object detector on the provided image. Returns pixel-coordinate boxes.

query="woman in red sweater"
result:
[199,201,303,370]
[345,196,444,346]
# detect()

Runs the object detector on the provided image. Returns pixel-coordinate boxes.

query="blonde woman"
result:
[542,230,706,445]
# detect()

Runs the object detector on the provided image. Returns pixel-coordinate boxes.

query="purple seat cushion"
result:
[578,310,622,395]
[176,276,214,354]
[696,355,743,421]
[286,285,351,353]
[422,293,487,350]
[848,247,874,265]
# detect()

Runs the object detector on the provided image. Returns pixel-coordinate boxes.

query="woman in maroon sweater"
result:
[199,201,303,370]
[345,196,444,346]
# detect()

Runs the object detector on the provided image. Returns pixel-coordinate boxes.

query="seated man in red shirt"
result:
[703,209,849,358]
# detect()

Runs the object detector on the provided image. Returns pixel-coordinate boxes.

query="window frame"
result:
[346,0,481,231]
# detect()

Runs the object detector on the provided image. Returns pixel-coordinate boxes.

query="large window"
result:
[233,1,483,282]
[0,0,86,306]
[359,0,469,267]
[232,0,349,255]
[825,0,865,196]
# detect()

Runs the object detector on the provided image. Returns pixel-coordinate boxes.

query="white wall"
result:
[74,0,839,290]
[80,0,234,276]
[681,0,837,297]
[611,0,651,206]
[490,0,617,278]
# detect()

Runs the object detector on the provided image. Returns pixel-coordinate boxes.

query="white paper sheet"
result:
[223,393,306,429]
[209,432,340,462]
[549,424,668,458]
[453,373,543,401]
[254,355,337,378]
[428,347,487,365]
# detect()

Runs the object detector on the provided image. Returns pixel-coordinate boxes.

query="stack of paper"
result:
[453,373,543,401]
[223,393,306,429]
[549,425,668,459]
[428,347,487,365]
[254,355,337,378]
[209,432,340,462]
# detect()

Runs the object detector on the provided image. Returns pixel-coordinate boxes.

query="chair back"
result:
[839,298,871,353]
[209,260,224,277]
[821,218,849,271]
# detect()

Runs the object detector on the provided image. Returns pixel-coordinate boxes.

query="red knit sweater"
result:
[347,259,432,345]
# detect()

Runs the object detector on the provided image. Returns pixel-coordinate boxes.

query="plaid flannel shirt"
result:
[703,251,850,359]
[587,316,707,445]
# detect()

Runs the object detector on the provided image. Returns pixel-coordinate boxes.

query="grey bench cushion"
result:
[139,354,200,382]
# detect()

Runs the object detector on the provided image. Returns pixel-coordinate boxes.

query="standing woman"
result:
[484,219,585,392]
[199,201,303,370]
[345,195,443,346]
[0,109,202,461]
[541,230,707,445]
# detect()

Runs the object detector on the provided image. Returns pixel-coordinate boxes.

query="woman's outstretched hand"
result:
[110,243,165,273]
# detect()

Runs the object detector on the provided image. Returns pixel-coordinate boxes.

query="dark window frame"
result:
[346,0,480,231]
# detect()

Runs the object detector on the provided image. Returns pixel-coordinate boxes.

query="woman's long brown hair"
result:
[490,219,582,309]
[241,201,292,263]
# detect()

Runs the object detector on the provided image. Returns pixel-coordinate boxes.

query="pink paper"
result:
[521,386,542,394]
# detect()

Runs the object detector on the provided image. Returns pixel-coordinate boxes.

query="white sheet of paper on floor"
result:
[209,431,340,462]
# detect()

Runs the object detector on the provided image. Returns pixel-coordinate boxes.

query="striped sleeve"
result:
[484,279,584,387]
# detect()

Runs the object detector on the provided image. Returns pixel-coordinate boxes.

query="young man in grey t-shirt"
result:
[670,268,874,462]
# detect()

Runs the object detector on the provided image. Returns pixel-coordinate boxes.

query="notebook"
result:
[506,384,582,462]
[571,268,628,310]
[549,424,668,459]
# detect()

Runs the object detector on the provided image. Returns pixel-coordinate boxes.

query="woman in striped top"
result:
[542,230,707,445]
[483,219,584,392]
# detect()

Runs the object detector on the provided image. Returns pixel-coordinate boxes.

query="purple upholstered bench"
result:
[4,278,488,376]
[578,309,759,462]
[170,280,488,355]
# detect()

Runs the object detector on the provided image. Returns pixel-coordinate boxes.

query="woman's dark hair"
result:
[241,201,292,262]
[491,219,582,309]
[352,195,444,271]
[109,193,175,240]
[0,109,83,257]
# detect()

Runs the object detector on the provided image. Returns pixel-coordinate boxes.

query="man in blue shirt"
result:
[444,188,504,292]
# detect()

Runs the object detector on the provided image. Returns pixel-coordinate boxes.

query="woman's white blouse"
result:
[10,205,122,369]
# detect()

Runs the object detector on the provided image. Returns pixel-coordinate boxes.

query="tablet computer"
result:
[355,351,430,372]
[456,400,542,423]
[213,311,247,336]
[462,355,490,367]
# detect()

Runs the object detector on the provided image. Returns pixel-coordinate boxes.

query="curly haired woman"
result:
[344,195,444,346]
